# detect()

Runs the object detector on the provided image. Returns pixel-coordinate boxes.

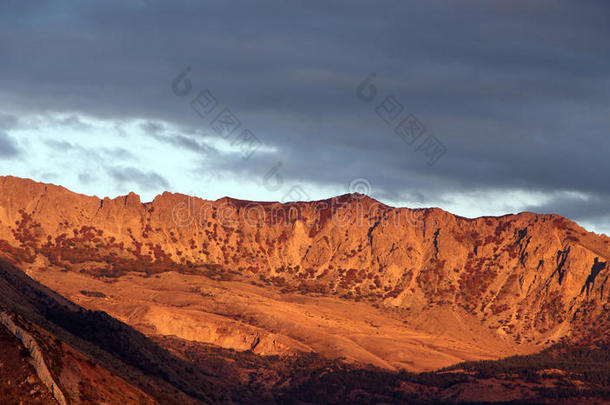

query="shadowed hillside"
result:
[0,258,232,404]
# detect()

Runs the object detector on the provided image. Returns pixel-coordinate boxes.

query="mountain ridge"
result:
[0,174,609,372]
[2,174,596,228]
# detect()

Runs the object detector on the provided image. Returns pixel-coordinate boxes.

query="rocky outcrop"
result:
[0,311,67,405]
[0,175,609,347]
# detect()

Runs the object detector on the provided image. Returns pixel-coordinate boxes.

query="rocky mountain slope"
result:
[0,320,58,405]
[0,175,609,403]
[0,257,231,404]
[3,256,608,404]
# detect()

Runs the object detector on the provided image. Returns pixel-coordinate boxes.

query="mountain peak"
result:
[0,175,609,399]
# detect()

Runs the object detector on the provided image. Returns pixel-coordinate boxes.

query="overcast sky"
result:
[1,0,609,234]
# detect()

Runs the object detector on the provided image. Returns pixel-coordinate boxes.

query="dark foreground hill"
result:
[0,258,230,404]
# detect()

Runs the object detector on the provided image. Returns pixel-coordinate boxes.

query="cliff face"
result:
[0,175,608,348]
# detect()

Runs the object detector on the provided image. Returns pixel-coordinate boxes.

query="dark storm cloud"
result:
[0,114,20,158]
[146,129,217,157]
[0,114,19,130]
[44,139,136,162]
[108,166,170,191]
[1,0,610,228]
[0,132,20,158]
[524,193,610,222]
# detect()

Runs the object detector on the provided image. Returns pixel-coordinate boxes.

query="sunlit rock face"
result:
[0,175,609,370]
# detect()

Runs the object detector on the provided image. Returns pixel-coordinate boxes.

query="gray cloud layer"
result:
[1,1,609,230]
